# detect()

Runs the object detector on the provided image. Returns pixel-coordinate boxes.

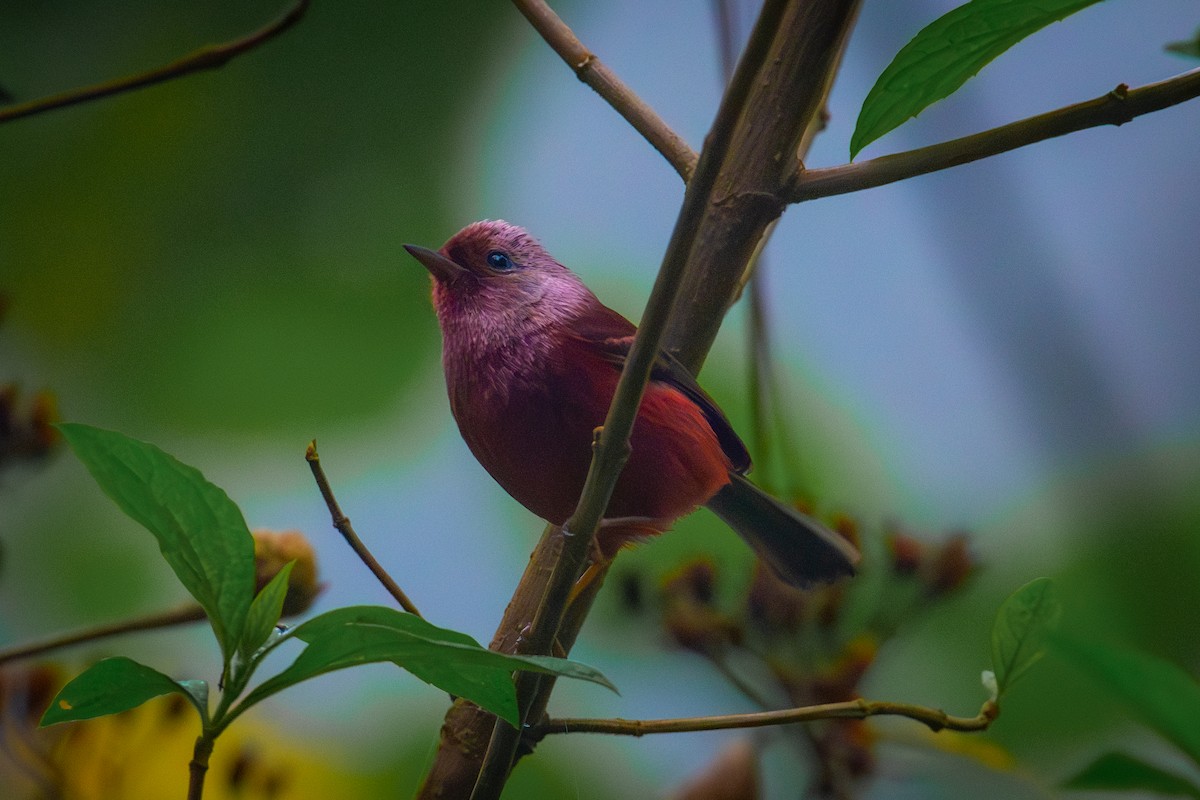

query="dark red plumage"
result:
[405,220,858,586]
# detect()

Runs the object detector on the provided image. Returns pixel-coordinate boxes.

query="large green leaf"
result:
[1053,636,1200,767]
[289,606,617,691]
[851,0,1107,158]
[40,657,205,726]
[238,606,616,726]
[1062,751,1200,798]
[990,577,1061,694]
[59,423,255,662]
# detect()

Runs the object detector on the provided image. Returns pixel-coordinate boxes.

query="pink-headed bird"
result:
[405,220,858,587]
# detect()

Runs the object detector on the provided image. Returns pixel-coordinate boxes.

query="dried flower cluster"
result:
[626,514,978,798]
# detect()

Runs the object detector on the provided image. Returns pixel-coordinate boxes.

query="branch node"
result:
[1106,82,1135,125]
[573,52,597,75]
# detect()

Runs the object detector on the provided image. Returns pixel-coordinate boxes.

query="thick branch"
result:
[533,698,999,738]
[511,0,698,181]
[664,0,863,371]
[791,66,1200,201]
[417,525,609,798]
[0,0,309,125]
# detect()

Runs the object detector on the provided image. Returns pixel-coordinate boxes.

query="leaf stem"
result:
[305,440,423,617]
[0,0,310,126]
[791,67,1200,201]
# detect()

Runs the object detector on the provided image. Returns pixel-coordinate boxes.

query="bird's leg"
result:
[565,516,661,607]
[565,532,610,609]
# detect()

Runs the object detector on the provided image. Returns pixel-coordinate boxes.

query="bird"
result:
[404,220,858,588]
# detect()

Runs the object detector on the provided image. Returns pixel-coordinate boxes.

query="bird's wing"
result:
[568,305,753,474]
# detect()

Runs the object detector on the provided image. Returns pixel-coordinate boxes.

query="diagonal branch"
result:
[0,0,309,125]
[511,0,698,181]
[532,697,999,738]
[791,66,1200,202]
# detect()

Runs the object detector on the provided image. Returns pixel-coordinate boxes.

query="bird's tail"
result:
[705,474,859,588]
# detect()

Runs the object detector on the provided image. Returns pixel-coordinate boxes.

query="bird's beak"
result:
[404,244,467,283]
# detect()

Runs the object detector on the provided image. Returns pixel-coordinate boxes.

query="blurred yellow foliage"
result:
[3,680,376,800]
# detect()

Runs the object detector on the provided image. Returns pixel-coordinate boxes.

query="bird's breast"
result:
[441,326,547,407]
[441,329,607,523]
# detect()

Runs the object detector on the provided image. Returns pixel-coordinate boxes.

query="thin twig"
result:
[0,604,206,666]
[711,0,786,495]
[707,650,778,712]
[791,67,1200,201]
[744,249,775,487]
[305,440,423,618]
[511,0,698,181]
[532,697,998,739]
[0,0,310,125]
[712,0,739,85]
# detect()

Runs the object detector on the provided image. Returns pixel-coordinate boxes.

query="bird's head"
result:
[404,220,594,328]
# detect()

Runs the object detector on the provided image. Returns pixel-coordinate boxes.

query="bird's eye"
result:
[486,250,516,272]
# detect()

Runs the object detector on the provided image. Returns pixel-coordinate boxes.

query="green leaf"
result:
[990,577,1061,694]
[293,606,617,691]
[290,605,481,648]
[1062,751,1200,798]
[851,0,1106,158]
[59,423,255,662]
[240,561,294,658]
[238,606,616,726]
[40,657,204,726]
[1166,28,1200,61]
[1053,636,1200,767]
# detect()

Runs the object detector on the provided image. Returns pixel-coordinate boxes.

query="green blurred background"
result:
[2,1,1199,798]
